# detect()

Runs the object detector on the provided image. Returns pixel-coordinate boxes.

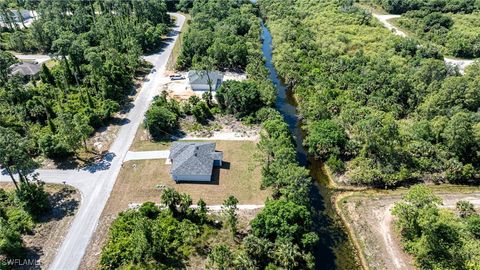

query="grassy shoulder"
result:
[166,12,191,71]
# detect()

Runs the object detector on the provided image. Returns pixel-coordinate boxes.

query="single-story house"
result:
[9,62,40,77]
[169,142,223,182]
[188,70,223,92]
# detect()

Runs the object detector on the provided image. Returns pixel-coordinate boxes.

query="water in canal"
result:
[261,23,361,270]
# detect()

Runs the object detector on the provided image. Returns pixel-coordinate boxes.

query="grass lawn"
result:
[111,140,268,210]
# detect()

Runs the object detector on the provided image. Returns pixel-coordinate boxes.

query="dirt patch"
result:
[0,183,80,270]
[338,187,480,270]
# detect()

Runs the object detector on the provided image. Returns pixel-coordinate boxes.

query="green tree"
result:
[251,199,312,244]
[304,119,348,159]
[222,195,239,237]
[207,244,232,270]
[161,188,180,213]
[0,127,36,190]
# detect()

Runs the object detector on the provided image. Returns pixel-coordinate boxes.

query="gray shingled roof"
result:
[9,62,40,76]
[169,142,222,176]
[188,70,223,85]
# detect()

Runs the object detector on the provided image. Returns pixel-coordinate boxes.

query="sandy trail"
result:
[341,191,480,270]
[371,12,477,74]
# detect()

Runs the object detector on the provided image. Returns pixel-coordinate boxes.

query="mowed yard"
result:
[109,140,268,212]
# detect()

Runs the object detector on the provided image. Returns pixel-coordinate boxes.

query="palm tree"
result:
[161,188,180,213]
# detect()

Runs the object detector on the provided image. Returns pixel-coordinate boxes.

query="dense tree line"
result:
[395,10,480,58]
[244,109,318,269]
[0,0,170,160]
[368,0,480,14]
[259,0,480,187]
[392,185,480,269]
[177,0,260,71]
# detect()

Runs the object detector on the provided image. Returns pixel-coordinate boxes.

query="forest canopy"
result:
[259,0,480,187]
[0,0,171,159]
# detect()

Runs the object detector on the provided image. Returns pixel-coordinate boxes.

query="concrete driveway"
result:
[124,150,170,161]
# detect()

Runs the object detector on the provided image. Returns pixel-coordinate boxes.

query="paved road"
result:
[0,13,185,270]
[372,13,476,74]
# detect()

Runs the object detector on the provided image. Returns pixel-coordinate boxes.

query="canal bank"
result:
[261,23,362,270]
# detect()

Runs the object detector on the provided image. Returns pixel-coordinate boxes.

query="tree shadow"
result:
[81,152,116,173]
[39,187,79,223]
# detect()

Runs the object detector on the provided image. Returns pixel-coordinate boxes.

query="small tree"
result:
[0,127,36,190]
[207,244,232,270]
[161,188,180,213]
[15,180,50,219]
[197,198,208,223]
[456,200,476,218]
[179,193,192,215]
[222,195,239,237]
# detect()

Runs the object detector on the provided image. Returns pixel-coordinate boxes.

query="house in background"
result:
[169,142,223,182]
[9,62,40,78]
[188,70,223,92]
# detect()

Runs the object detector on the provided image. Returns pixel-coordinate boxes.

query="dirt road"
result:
[371,13,476,74]
[340,191,480,270]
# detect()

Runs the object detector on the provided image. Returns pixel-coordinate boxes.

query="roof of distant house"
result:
[169,142,222,176]
[9,62,40,76]
[188,70,223,85]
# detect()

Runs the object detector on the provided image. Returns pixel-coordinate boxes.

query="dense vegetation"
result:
[144,0,275,137]
[178,0,275,119]
[369,0,480,14]
[392,185,480,269]
[0,184,50,264]
[394,10,480,58]
[259,0,480,187]
[249,109,318,269]
[100,191,229,269]
[0,0,170,160]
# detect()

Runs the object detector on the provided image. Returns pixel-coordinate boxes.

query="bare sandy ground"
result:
[339,190,480,270]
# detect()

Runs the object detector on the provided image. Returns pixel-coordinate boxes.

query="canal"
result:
[261,23,361,270]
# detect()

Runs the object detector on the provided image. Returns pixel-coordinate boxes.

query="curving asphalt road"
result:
[372,13,477,74]
[1,13,185,270]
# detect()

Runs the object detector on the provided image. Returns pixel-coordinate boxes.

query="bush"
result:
[191,101,212,124]
[216,80,266,119]
[38,133,71,159]
[144,103,179,139]
[326,155,345,174]
[15,182,50,219]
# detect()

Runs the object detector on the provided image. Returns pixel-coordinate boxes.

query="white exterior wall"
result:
[191,83,213,91]
[172,174,211,182]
